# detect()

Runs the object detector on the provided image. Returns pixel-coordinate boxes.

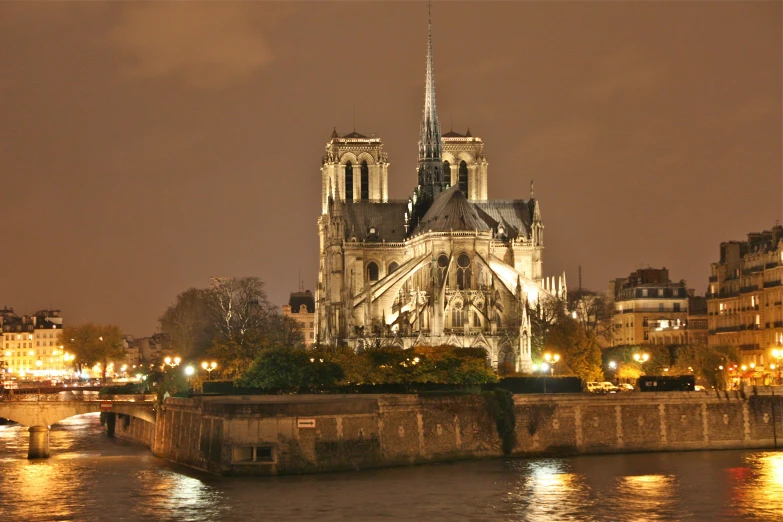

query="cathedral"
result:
[315,15,566,372]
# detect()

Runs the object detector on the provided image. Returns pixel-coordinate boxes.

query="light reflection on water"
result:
[0,414,782,521]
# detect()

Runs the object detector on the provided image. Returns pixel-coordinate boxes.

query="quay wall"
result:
[114,414,155,448]
[151,392,783,476]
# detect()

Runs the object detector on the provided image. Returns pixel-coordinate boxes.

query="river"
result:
[0,413,782,521]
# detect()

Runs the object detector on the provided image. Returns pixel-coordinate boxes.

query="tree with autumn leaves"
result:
[61,323,125,383]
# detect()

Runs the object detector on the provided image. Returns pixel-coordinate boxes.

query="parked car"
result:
[616,383,635,392]
[586,382,603,393]
[600,382,619,393]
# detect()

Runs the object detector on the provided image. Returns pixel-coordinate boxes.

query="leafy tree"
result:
[544,316,603,382]
[237,346,343,392]
[158,288,214,359]
[672,344,740,389]
[62,323,126,383]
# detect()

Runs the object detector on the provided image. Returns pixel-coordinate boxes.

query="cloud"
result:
[110,3,273,89]
[577,48,666,102]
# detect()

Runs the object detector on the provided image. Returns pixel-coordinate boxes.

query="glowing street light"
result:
[164,356,181,368]
[184,366,195,377]
[543,353,560,376]
[633,352,650,377]
[201,361,218,374]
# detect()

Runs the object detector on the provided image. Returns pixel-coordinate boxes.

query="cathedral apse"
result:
[315,14,565,373]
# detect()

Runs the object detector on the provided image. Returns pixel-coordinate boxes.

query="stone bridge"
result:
[0,393,156,459]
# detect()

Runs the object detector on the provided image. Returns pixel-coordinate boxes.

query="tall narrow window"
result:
[345,161,353,201]
[456,253,471,290]
[452,303,464,328]
[458,161,468,195]
[442,161,450,185]
[437,255,449,286]
[389,261,399,274]
[360,161,369,200]
[367,262,379,282]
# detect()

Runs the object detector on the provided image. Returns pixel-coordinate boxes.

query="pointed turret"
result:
[417,6,445,200]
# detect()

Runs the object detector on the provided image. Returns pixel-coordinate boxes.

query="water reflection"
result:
[1,414,783,521]
[613,474,679,521]
[506,459,598,521]
[731,452,783,520]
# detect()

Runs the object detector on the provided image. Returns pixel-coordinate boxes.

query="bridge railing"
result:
[0,392,156,403]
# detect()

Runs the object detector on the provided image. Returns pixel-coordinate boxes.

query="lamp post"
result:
[201,361,218,377]
[771,349,783,385]
[633,352,650,376]
[544,353,560,376]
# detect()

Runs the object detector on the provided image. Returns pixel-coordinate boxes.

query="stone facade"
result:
[282,290,316,347]
[315,17,565,372]
[609,268,690,346]
[1,309,65,379]
[707,225,783,368]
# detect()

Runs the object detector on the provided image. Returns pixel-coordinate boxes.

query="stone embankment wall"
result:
[151,391,783,476]
[114,414,155,448]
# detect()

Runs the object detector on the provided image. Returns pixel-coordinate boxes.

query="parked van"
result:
[586,382,603,393]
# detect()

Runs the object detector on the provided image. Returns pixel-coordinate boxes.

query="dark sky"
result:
[1,1,781,336]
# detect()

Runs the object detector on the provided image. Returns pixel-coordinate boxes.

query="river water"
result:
[1,413,782,521]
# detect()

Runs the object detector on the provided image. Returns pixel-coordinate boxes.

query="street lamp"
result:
[184,366,195,377]
[201,361,218,375]
[771,349,783,384]
[544,353,560,376]
[164,356,181,368]
[633,352,650,377]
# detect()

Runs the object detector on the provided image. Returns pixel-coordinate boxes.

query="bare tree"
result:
[208,276,276,345]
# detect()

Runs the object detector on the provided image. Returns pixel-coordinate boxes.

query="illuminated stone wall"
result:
[151,393,783,476]
[114,414,155,448]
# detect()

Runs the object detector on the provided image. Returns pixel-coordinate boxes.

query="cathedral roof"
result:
[341,201,408,242]
[342,131,369,139]
[442,130,465,138]
[474,201,532,240]
[414,185,491,234]
[287,291,315,314]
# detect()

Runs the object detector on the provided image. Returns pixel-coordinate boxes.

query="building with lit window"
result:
[1,309,67,380]
[706,225,783,368]
[609,268,690,346]
[282,290,316,347]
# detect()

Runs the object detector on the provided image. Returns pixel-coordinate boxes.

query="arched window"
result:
[360,161,369,200]
[437,254,449,285]
[458,160,468,196]
[456,253,471,290]
[442,161,450,184]
[345,161,353,201]
[389,261,399,274]
[452,302,464,328]
[367,261,379,282]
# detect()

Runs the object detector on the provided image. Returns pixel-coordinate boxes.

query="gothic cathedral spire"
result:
[417,5,445,200]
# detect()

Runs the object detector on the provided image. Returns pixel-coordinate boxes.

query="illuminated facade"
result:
[706,225,783,367]
[1,309,67,379]
[315,16,565,372]
[609,268,690,346]
[282,290,316,347]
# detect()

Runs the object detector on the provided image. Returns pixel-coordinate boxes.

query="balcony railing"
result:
[763,280,782,288]
[766,262,779,269]
[740,285,759,293]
